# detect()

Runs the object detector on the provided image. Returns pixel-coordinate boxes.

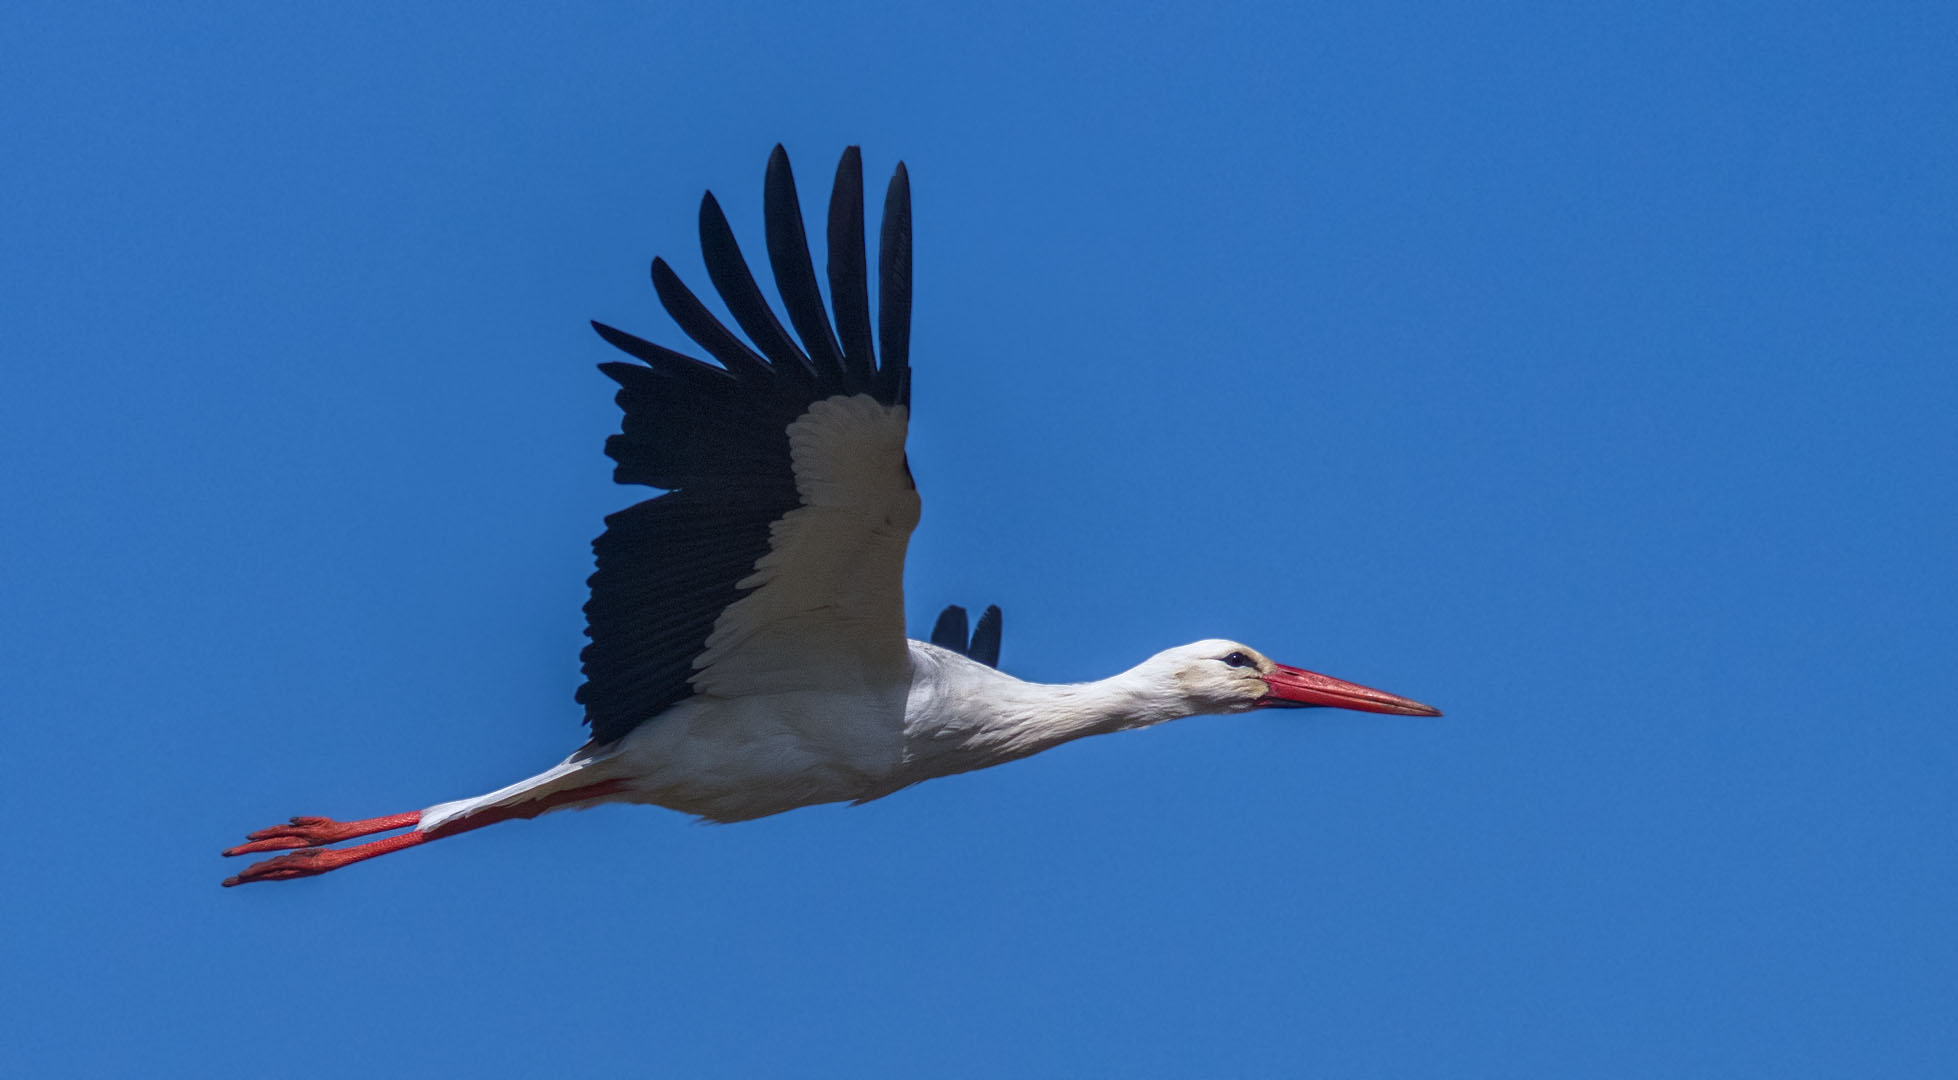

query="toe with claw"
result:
[222,812,421,857]
[220,828,429,886]
[222,848,345,887]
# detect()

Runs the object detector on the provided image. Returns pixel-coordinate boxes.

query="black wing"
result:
[580,146,914,746]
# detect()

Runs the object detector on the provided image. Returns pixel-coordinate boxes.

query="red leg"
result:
[221,829,429,885]
[220,778,631,887]
[223,812,423,856]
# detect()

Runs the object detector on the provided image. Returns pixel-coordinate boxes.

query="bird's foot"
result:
[218,779,629,887]
[222,812,421,856]
[222,847,348,886]
[221,828,429,887]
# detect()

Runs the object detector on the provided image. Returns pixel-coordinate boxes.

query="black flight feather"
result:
[930,605,970,653]
[698,191,814,382]
[763,145,849,389]
[647,258,773,383]
[826,148,875,389]
[969,605,1003,668]
[927,603,1004,668]
[876,163,912,405]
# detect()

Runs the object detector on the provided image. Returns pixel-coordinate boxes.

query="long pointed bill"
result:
[1259,663,1442,717]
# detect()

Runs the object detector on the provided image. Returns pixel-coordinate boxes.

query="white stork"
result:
[222,146,1440,886]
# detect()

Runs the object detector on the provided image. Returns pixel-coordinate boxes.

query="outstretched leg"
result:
[224,812,423,856]
[221,828,429,886]
[220,778,630,887]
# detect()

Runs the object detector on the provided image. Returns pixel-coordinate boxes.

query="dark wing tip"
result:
[647,257,772,382]
[876,160,913,404]
[763,144,847,388]
[698,186,814,382]
[969,605,1003,668]
[590,320,738,388]
[827,147,875,388]
[930,605,970,653]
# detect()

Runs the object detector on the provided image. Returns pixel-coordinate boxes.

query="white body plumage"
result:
[423,636,1296,829]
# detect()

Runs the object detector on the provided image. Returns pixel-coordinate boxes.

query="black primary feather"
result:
[969,605,1003,668]
[927,603,1004,668]
[698,192,813,382]
[580,148,913,746]
[930,605,970,653]
[763,145,848,389]
[646,258,774,383]
[826,148,875,389]
[877,163,912,405]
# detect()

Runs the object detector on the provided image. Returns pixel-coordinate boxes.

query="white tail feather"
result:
[417,748,615,833]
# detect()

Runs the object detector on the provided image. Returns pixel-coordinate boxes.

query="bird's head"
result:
[1155,639,1442,718]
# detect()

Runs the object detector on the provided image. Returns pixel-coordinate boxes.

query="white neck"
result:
[904,646,1191,776]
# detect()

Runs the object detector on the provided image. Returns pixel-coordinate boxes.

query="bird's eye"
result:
[1222,651,1253,668]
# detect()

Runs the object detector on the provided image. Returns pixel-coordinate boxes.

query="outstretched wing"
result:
[580,146,916,746]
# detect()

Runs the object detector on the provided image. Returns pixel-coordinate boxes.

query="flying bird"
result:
[222,146,1440,886]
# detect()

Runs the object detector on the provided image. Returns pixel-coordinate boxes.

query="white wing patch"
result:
[691,394,919,699]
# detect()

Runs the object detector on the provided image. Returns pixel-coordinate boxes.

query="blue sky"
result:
[4,2,1954,1075]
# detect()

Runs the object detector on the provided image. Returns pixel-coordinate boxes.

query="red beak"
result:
[1259,663,1442,717]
